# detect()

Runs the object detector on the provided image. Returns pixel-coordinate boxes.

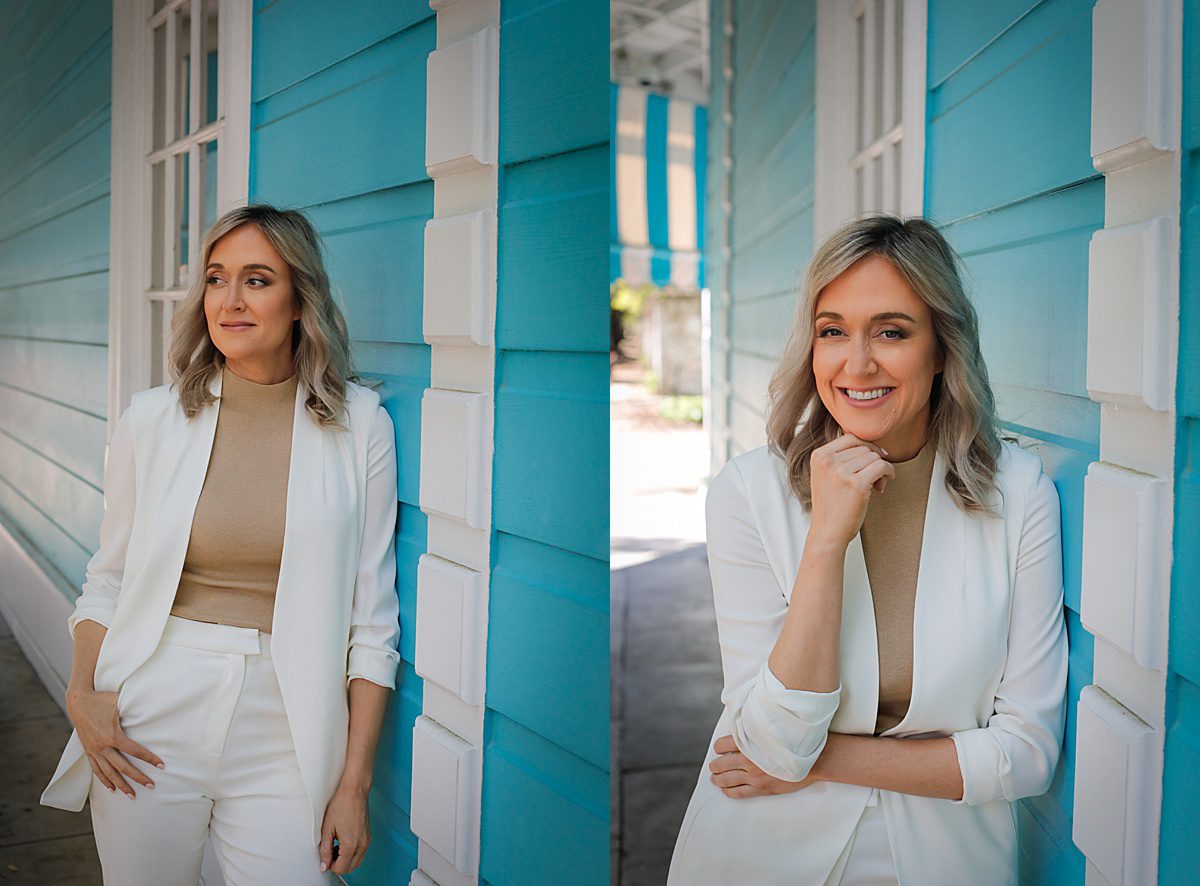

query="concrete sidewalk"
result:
[0,609,101,884]
[610,355,724,885]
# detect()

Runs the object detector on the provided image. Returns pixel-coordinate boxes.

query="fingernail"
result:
[107,785,116,794]
[146,783,155,790]
[320,863,327,872]
[156,762,165,770]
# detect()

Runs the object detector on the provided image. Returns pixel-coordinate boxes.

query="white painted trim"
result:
[1074,0,1183,882]
[109,0,252,431]
[414,1,500,882]
[814,0,926,241]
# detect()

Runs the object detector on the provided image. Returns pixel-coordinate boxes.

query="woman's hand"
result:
[809,433,895,547]
[708,734,823,798]
[319,781,371,875]
[66,683,163,798]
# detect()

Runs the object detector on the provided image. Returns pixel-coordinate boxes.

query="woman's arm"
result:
[709,731,964,800]
[705,461,843,782]
[339,678,391,792]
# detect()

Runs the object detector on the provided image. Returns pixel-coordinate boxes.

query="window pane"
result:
[152,24,166,150]
[873,0,884,142]
[151,161,166,287]
[175,151,189,286]
[174,5,192,140]
[894,0,904,128]
[201,138,219,236]
[150,299,164,387]
[202,0,219,125]
[855,11,864,151]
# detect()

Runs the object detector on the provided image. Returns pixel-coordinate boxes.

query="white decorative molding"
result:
[411,716,482,875]
[1073,686,1162,886]
[425,27,499,177]
[1091,0,1179,173]
[1080,463,1170,670]
[419,389,491,529]
[415,1,501,883]
[1074,0,1182,881]
[1086,217,1174,410]
[415,554,487,705]
[423,210,495,346]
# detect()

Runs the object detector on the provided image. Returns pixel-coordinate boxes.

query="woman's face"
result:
[811,253,944,460]
[203,223,300,379]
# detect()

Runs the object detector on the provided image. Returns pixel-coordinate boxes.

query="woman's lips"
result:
[221,323,255,332]
[838,386,896,408]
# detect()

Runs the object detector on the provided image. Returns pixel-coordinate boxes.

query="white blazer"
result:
[39,370,402,848]
[668,439,1068,886]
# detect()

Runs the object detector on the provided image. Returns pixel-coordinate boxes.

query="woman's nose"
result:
[845,338,877,376]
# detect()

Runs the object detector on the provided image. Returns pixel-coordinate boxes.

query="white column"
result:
[412,1,500,883]
[1072,2,1183,884]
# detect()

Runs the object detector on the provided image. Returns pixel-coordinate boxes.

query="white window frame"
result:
[108,0,252,433]
[814,0,927,242]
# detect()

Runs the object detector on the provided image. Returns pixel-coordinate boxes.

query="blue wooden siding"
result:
[482,0,608,882]
[249,2,434,879]
[714,0,819,460]
[925,0,1101,881]
[0,0,112,599]
[1161,0,1200,881]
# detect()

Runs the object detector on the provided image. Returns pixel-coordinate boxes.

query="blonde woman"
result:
[40,205,401,884]
[668,215,1068,885]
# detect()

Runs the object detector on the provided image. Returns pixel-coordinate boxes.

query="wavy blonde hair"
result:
[765,214,1016,517]
[167,204,376,429]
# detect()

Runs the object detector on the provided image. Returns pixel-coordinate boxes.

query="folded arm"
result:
[706,461,844,782]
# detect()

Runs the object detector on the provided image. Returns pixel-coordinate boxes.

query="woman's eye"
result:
[206,275,223,286]
[881,329,905,340]
[247,277,267,286]
[817,327,843,338]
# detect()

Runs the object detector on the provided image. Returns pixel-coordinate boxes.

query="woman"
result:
[39,205,401,885]
[668,215,1068,885]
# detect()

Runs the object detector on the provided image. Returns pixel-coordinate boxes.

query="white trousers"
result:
[88,615,334,886]
[826,789,900,886]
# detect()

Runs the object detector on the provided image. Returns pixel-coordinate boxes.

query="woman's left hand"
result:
[319,781,371,875]
[709,733,824,798]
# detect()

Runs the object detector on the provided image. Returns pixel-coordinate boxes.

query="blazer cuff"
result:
[733,660,841,781]
[949,727,1003,805]
[346,645,400,690]
[67,604,116,641]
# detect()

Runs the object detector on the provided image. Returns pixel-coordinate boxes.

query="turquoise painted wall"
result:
[711,0,819,460]
[481,0,609,883]
[249,1,434,879]
[924,0,1100,881]
[1161,0,1200,882]
[0,1,113,601]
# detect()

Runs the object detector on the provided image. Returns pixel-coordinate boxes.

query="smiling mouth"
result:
[839,386,896,404]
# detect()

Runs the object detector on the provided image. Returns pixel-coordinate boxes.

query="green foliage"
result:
[660,395,703,424]
[611,280,654,317]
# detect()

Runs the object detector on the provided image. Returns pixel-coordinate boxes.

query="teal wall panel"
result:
[926,1,1101,880]
[0,0,112,597]
[483,1,608,882]
[249,6,435,880]
[716,0,818,459]
[1161,0,1200,881]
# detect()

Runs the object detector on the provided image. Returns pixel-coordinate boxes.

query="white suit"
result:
[39,371,402,849]
[668,440,1068,886]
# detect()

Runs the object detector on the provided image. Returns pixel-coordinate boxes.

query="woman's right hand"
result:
[65,684,162,798]
[808,432,896,548]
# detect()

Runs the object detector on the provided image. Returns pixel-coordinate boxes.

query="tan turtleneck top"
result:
[169,364,298,633]
[859,436,936,735]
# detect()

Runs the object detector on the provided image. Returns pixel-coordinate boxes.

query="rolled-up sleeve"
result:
[68,405,138,641]
[706,461,841,782]
[345,402,402,690]
[950,468,1069,806]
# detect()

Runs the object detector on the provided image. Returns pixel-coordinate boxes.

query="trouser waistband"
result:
[160,614,270,657]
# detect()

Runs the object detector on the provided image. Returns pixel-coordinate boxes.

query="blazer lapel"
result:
[831,446,966,736]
